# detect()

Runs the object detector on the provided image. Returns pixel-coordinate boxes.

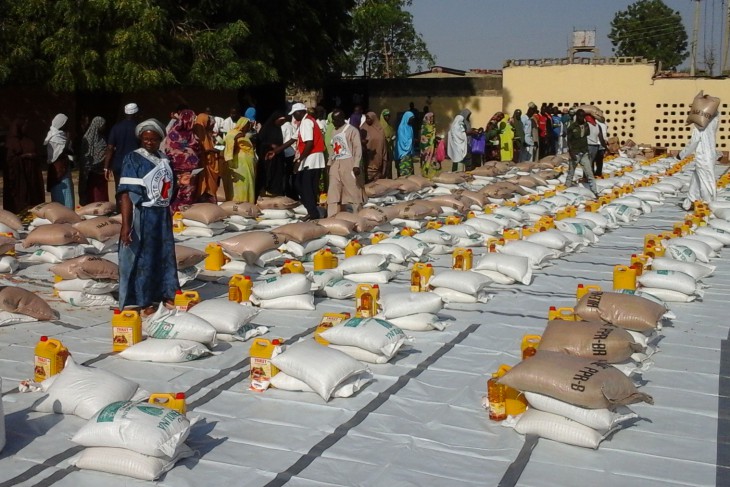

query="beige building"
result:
[369,59,730,152]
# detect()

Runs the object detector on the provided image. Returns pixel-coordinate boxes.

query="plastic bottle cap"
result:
[285,260,291,264]
[113,309,121,315]
[40,336,48,342]
[373,284,379,288]
[577,284,584,288]
[549,306,556,311]
[244,276,251,280]
[426,264,432,268]
[176,290,182,295]
[175,393,186,400]
[272,339,282,345]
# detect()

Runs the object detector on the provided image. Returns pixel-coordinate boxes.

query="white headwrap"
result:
[44,113,69,163]
[135,118,166,139]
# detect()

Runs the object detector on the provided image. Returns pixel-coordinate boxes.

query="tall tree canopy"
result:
[608,0,688,70]
[347,0,435,78]
[0,0,355,92]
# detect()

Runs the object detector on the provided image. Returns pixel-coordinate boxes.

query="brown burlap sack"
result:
[0,209,23,231]
[76,202,116,217]
[332,212,376,232]
[358,207,389,224]
[175,245,207,268]
[432,172,468,185]
[606,136,620,155]
[426,195,467,212]
[23,224,88,248]
[575,291,667,332]
[536,169,560,180]
[381,205,402,221]
[219,201,261,218]
[273,222,328,243]
[452,190,489,207]
[396,178,421,193]
[513,162,536,172]
[0,286,57,320]
[0,236,16,255]
[219,231,288,263]
[512,175,540,188]
[687,90,721,128]
[181,203,228,224]
[578,105,605,123]
[470,166,502,177]
[539,320,644,363]
[73,217,121,242]
[50,256,119,280]
[30,202,82,224]
[314,218,356,236]
[397,201,440,220]
[364,180,397,198]
[256,196,300,210]
[406,175,435,189]
[498,350,653,410]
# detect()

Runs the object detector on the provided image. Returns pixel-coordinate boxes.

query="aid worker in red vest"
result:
[290,103,326,220]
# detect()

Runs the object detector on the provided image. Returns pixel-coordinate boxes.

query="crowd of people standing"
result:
[3,99,608,217]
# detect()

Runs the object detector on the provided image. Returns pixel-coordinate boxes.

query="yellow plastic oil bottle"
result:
[503,228,520,241]
[490,365,529,419]
[426,220,443,230]
[521,226,537,238]
[112,309,142,352]
[584,201,601,212]
[370,232,388,244]
[410,263,434,292]
[548,306,576,321]
[345,239,362,258]
[521,335,541,360]
[487,373,507,421]
[52,274,63,297]
[174,290,200,311]
[645,244,665,259]
[613,265,637,291]
[228,275,252,302]
[355,284,380,318]
[314,312,351,345]
[34,336,69,382]
[631,254,650,274]
[149,393,187,415]
[466,211,477,219]
[452,248,473,270]
[643,234,658,253]
[445,215,462,225]
[576,283,601,301]
[172,212,186,233]
[204,243,229,271]
[313,248,338,271]
[249,338,284,392]
[281,260,305,274]
[400,227,417,237]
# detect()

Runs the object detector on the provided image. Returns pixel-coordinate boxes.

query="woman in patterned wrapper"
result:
[117,119,180,316]
[164,109,201,212]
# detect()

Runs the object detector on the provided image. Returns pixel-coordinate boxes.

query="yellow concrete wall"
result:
[503,61,730,151]
[368,95,504,136]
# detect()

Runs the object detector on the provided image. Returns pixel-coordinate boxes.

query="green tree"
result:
[608,0,688,70]
[347,0,434,78]
[0,0,355,91]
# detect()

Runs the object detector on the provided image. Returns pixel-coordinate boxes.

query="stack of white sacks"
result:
[254,196,303,229]
[249,273,315,310]
[337,254,394,284]
[121,298,266,363]
[428,270,493,304]
[220,201,260,232]
[24,357,194,480]
[377,291,446,331]
[319,316,410,364]
[500,292,665,449]
[175,244,207,286]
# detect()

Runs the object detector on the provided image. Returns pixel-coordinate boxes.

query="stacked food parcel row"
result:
[0,93,726,482]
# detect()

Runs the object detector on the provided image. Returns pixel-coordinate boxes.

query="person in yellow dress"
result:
[222,117,256,203]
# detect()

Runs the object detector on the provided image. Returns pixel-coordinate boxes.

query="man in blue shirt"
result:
[104,103,141,188]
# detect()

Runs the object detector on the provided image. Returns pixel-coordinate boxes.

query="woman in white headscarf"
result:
[44,113,75,208]
[447,109,476,171]
[117,118,179,315]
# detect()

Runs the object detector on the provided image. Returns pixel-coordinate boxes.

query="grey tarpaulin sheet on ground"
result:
[1,187,730,486]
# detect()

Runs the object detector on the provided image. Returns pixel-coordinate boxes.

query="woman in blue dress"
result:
[117,119,179,314]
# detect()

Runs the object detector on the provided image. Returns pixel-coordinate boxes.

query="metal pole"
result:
[691,0,701,76]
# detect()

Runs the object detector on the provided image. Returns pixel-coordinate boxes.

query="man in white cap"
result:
[290,102,325,220]
[104,102,141,188]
